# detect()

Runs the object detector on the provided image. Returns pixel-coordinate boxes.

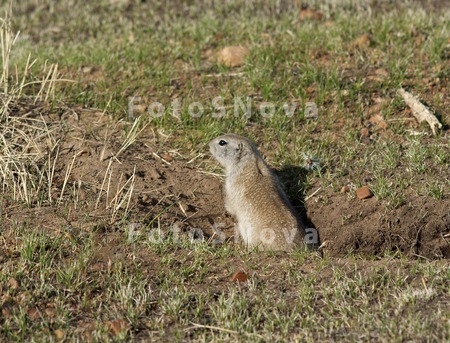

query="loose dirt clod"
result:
[356,186,374,200]
[44,307,56,317]
[299,9,323,21]
[217,46,250,67]
[7,277,19,289]
[108,319,130,336]
[231,271,248,282]
[369,114,389,130]
[1,306,12,318]
[54,329,65,340]
[160,152,173,162]
[377,120,388,130]
[360,128,370,138]
[27,308,41,321]
[352,34,371,49]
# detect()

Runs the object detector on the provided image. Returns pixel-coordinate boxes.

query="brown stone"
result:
[231,271,248,282]
[369,114,384,125]
[261,33,271,41]
[217,46,250,67]
[54,329,65,340]
[160,153,173,162]
[375,68,389,77]
[368,101,384,116]
[299,9,323,21]
[377,120,388,130]
[7,277,19,290]
[45,307,57,317]
[360,128,370,138]
[367,75,384,82]
[369,114,388,130]
[2,306,12,318]
[356,186,374,200]
[27,307,41,320]
[352,34,371,49]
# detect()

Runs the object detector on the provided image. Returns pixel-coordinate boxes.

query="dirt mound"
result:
[307,191,449,258]
[1,106,449,259]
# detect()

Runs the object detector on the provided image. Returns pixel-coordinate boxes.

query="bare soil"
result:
[2,102,448,260]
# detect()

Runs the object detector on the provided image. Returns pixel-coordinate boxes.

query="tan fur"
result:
[209,134,305,251]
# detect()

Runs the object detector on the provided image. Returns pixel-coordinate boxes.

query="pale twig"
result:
[398,88,442,135]
[187,323,239,335]
[187,322,265,339]
[205,72,245,78]
[304,187,322,201]
[152,152,171,165]
[187,153,204,164]
[197,170,224,178]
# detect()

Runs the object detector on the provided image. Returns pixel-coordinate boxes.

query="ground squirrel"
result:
[209,133,306,251]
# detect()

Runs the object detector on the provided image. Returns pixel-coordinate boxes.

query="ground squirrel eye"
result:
[218,140,227,146]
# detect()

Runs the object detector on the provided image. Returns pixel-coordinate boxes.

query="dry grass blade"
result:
[57,150,84,205]
[114,116,149,161]
[0,2,19,97]
[35,63,59,102]
[47,143,60,203]
[109,166,136,222]
[96,159,113,209]
[0,110,55,204]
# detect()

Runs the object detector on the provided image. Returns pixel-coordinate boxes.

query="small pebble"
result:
[356,186,374,200]
[160,153,173,162]
[360,128,370,138]
[231,271,248,282]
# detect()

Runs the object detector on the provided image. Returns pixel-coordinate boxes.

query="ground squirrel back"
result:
[209,133,306,251]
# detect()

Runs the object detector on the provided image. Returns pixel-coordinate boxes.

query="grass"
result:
[0,0,449,341]
[2,225,449,341]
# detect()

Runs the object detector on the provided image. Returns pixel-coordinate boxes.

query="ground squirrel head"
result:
[208,134,260,172]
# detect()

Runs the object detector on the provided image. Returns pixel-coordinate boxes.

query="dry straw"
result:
[0,6,64,205]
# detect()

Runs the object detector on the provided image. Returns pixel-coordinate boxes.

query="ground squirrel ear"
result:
[255,158,265,176]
